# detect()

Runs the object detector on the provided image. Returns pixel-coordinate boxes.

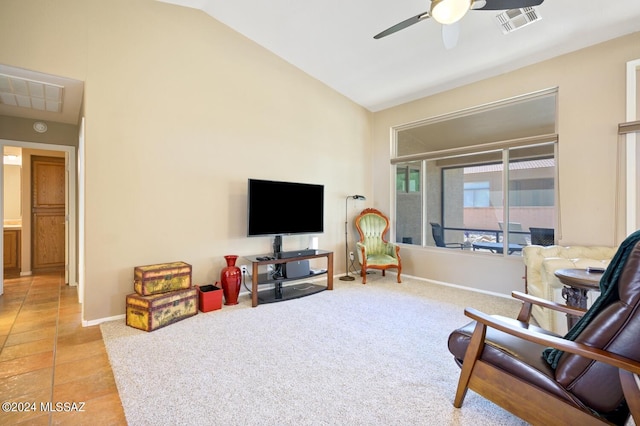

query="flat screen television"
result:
[247,178,324,237]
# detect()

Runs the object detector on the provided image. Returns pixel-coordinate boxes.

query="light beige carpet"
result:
[101,274,527,425]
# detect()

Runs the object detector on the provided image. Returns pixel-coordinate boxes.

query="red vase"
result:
[221,255,241,305]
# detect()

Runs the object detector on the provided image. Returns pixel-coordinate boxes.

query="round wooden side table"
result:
[554,268,602,329]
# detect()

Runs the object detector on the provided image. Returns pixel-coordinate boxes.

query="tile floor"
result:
[0,272,127,425]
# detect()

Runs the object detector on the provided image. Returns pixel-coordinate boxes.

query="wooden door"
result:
[32,156,65,272]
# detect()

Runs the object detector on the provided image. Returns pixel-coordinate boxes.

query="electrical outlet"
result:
[240,265,249,275]
[349,251,355,261]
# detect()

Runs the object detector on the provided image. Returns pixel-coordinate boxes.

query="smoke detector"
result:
[495,7,541,34]
[33,121,48,133]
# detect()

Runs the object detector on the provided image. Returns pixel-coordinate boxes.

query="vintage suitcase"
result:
[134,261,192,296]
[126,287,198,332]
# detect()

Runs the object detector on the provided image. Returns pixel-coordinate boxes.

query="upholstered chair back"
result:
[355,209,390,256]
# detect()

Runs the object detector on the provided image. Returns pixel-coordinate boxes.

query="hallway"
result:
[0,272,126,425]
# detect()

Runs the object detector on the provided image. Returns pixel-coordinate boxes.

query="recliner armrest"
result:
[511,291,587,323]
[463,307,640,374]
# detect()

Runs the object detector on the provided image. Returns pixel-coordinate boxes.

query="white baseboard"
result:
[401,274,514,300]
[89,274,503,327]
[85,276,335,327]
[83,314,125,327]
[82,274,507,327]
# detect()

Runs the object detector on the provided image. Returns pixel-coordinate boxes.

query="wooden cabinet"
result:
[4,228,21,276]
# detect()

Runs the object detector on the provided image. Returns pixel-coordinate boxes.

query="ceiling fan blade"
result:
[373,11,430,39]
[442,22,460,50]
[475,0,543,10]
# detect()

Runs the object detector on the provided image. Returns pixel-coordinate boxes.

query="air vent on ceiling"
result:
[495,7,541,34]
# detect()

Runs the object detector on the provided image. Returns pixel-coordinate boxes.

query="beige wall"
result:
[372,32,640,295]
[3,165,21,221]
[2,0,639,319]
[1,0,372,321]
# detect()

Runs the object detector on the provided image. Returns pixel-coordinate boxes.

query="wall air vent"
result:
[495,7,541,34]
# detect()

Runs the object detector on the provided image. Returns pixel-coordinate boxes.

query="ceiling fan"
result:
[374,0,544,47]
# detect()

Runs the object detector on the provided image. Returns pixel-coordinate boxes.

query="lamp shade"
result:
[430,0,471,25]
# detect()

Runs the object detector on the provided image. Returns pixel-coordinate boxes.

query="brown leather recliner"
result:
[448,238,640,425]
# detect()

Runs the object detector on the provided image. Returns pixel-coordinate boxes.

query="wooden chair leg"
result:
[397,268,402,283]
[361,266,367,284]
[620,369,640,422]
[453,321,487,408]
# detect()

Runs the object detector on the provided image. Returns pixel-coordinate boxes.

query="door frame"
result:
[625,58,640,235]
[0,139,77,298]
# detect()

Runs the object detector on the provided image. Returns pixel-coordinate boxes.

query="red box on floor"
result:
[197,284,223,312]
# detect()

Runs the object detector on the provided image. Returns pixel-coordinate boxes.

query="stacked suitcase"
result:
[126,261,197,332]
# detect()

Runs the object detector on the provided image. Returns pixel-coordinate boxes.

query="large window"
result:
[392,90,558,255]
[396,161,423,245]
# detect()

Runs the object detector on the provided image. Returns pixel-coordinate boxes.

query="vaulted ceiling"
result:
[159,0,640,111]
[1,0,639,129]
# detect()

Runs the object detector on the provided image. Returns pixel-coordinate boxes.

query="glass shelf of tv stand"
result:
[252,268,328,285]
[244,250,333,307]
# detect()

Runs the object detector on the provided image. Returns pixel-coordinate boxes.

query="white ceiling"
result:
[159,0,640,112]
[2,1,639,128]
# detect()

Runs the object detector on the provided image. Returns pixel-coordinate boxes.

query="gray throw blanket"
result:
[543,229,640,368]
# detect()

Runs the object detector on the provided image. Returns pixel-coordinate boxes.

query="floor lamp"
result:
[340,195,366,281]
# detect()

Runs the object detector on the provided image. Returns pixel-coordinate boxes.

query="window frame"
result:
[390,89,559,253]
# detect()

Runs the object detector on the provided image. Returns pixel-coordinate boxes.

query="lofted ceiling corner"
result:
[157,0,640,112]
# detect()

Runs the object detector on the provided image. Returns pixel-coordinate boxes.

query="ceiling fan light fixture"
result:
[430,0,471,25]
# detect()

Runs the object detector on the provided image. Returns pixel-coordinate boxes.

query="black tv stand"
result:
[245,250,333,307]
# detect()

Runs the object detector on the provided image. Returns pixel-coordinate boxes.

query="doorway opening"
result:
[0,140,77,301]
